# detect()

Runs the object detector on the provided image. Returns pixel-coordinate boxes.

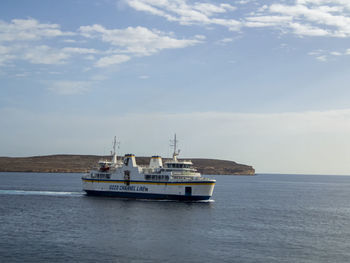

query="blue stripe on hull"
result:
[84,190,211,201]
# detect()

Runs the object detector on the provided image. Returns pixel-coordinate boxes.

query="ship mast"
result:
[111,136,118,165]
[170,134,180,162]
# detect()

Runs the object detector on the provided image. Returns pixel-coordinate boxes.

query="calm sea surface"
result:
[0,172,350,263]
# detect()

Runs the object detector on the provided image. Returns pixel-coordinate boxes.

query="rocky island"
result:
[0,155,255,175]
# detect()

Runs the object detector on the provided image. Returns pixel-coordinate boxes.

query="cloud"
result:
[245,15,293,27]
[316,55,328,61]
[0,18,73,42]
[0,45,15,65]
[216,38,234,45]
[79,25,202,56]
[330,51,342,56]
[254,1,350,37]
[0,18,203,69]
[308,47,350,61]
[0,18,98,66]
[3,1,350,72]
[0,44,99,66]
[247,1,350,37]
[95,54,131,67]
[297,0,350,11]
[0,18,202,68]
[23,45,71,64]
[61,47,98,54]
[289,22,330,36]
[47,81,91,95]
[126,0,241,30]
[126,0,350,38]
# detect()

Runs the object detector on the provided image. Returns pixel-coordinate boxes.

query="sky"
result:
[1,0,350,175]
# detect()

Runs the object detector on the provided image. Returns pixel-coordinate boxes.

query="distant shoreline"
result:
[0,154,255,175]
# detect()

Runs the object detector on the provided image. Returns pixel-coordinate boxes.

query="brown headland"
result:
[0,155,255,175]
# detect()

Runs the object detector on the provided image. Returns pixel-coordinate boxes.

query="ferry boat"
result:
[82,135,216,200]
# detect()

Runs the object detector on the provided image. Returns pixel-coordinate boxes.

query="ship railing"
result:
[89,172,111,179]
[171,175,213,181]
[144,174,170,181]
[171,171,200,176]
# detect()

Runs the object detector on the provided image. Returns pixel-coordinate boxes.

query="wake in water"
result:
[0,189,84,197]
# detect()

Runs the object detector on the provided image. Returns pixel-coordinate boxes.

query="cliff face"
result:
[0,155,255,175]
[190,158,255,175]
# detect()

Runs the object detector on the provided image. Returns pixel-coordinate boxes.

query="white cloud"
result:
[95,54,131,67]
[79,25,202,56]
[316,55,327,61]
[0,17,202,69]
[289,22,330,36]
[297,0,350,11]
[0,45,15,65]
[47,81,91,95]
[125,0,350,38]
[0,18,73,42]
[61,47,98,54]
[216,38,234,45]
[2,1,350,72]
[238,0,252,4]
[267,2,350,37]
[245,15,293,27]
[330,51,342,56]
[23,45,70,64]
[0,18,98,66]
[308,48,350,61]
[244,1,350,38]
[0,44,99,66]
[193,3,236,16]
[126,0,241,30]
[62,39,77,43]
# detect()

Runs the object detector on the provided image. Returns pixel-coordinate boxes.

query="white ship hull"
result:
[82,178,215,200]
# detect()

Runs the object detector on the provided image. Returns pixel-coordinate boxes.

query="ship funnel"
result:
[149,156,163,168]
[124,154,137,167]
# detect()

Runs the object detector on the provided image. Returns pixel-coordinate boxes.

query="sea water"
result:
[0,172,350,263]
